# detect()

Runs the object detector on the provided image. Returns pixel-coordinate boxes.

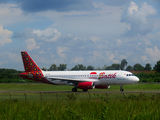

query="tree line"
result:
[42,59,158,72]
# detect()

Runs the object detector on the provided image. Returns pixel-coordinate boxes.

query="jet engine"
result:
[78,82,95,89]
[95,85,110,89]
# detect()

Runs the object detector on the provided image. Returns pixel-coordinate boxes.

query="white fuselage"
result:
[42,70,139,86]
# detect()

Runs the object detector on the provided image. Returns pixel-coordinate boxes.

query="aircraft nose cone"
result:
[134,77,139,82]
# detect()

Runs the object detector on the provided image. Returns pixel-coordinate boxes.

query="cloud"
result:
[57,47,68,58]
[114,39,122,47]
[0,3,34,26]
[70,57,84,64]
[15,0,93,13]
[13,27,61,42]
[33,28,61,42]
[25,38,40,51]
[121,1,157,36]
[13,28,33,39]
[0,0,8,3]
[0,25,12,46]
[102,0,129,6]
[86,50,126,67]
[37,2,127,40]
[145,46,160,62]
[141,55,148,62]
[8,52,21,62]
[1,0,160,70]
[105,51,115,61]
[88,51,102,63]
[90,36,100,43]
[0,51,22,69]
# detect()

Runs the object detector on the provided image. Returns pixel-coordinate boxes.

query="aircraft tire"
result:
[72,88,77,92]
[120,89,124,92]
[83,89,88,92]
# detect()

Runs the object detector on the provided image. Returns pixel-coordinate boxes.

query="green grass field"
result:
[0,83,159,120]
[0,92,160,120]
[0,83,159,92]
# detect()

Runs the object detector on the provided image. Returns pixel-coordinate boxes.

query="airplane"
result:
[19,51,139,92]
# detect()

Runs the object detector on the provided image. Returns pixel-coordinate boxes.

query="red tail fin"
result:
[20,51,53,84]
[21,51,41,72]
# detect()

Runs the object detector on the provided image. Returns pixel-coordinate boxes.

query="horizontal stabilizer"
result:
[19,73,33,78]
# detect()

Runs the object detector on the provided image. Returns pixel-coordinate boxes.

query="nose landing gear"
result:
[120,85,124,92]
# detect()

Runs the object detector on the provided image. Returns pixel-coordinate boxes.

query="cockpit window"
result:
[126,74,134,76]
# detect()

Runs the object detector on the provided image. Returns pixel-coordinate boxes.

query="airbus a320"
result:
[19,51,139,92]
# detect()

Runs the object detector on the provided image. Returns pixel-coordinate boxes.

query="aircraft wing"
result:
[47,77,99,83]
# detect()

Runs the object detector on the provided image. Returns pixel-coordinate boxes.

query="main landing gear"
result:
[83,89,88,92]
[120,85,124,92]
[72,88,77,92]
[72,88,88,92]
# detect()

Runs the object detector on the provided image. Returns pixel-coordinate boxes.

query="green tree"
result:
[133,63,144,71]
[102,65,107,70]
[95,67,102,70]
[105,66,114,70]
[58,64,67,71]
[111,63,120,70]
[71,64,86,70]
[41,67,47,71]
[48,64,57,71]
[120,59,128,70]
[0,68,21,81]
[106,64,120,70]
[71,65,79,70]
[125,65,133,71]
[87,65,94,70]
[78,64,86,70]
[144,63,152,71]
[153,60,160,72]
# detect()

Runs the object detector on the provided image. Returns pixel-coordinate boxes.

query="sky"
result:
[0,0,160,70]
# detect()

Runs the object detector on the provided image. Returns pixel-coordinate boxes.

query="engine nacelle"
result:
[78,82,95,89]
[95,85,110,89]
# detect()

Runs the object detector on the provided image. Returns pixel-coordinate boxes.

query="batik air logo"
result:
[100,72,117,79]
[90,72,117,79]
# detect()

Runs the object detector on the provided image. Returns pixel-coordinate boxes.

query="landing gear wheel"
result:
[120,85,124,92]
[72,88,77,92]
[120,89,124,92]
[83,89,88,92]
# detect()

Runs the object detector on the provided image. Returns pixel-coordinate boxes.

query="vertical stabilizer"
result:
[20,51,53,84]
[21,51,41,72]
